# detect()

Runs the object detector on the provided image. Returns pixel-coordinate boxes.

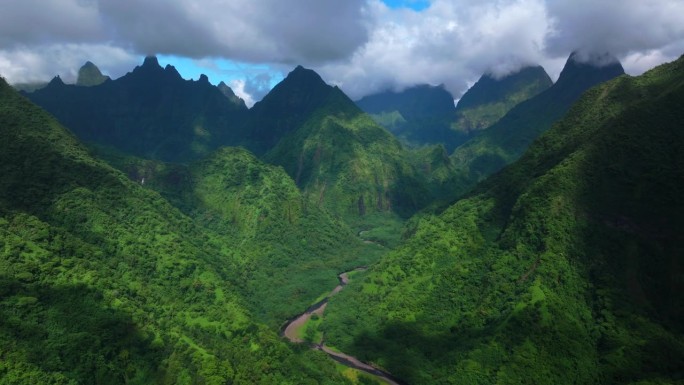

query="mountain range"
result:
[356,65,552,151]
[2,49,683,385]
[25,57,248,162]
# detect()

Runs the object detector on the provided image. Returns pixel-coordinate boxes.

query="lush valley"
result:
[320,55,684,384]
[0,77,358,384]
[1,46,683,385]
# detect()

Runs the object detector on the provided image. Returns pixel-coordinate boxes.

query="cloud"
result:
[545,0,684,58]
[0,44,138,84]
[317,0,684,99]
[0,0,105,48]
[230,72,278,107]
[92,0,369,64]
[318,0,552,99]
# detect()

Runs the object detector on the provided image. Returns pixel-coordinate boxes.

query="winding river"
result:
[282,268,405,385]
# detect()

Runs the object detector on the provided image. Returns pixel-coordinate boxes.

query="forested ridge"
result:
[320,55,684,384]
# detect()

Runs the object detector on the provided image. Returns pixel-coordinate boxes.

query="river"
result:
[282,268,405,385]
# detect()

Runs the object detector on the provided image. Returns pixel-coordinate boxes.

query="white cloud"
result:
[230,79,256,107]
[318,0,552,99]
[0,44,138,84]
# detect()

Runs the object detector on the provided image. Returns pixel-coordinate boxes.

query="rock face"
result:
[76,61,110,86]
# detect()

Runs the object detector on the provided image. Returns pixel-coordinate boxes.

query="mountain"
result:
[243,65,432,219]
[320,55,684,384]
[453,65,552,133]
[450,52,625,190]
[0,77,355,383]
[24,56,248,162]
[240,65,337,154]
[355,84,460,148]
[76,61,110,86]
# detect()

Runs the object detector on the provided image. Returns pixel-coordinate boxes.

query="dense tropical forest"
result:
[1,49,683,385]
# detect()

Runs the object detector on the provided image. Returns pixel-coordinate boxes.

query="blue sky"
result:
[383,0,430,11]
[157,55,283,89]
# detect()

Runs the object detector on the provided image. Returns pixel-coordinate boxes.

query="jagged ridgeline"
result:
[24,57,248,162]
[0,78,350,384]
[243,66,429,218]
[321,55,684,384]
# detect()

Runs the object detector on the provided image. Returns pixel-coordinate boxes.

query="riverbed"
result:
[282,268,404,385]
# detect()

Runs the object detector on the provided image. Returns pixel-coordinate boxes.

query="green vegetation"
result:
[3,51,683,385]
[321,56,684,384]
[188,147,388,325]
[0,77,352,384]
[254,66,450,220]
[94,143,390,327]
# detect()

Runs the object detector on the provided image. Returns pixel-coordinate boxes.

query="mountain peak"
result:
[47,75,65,87]
[556,51,624,89]
[142,55,160,68]
[76,61,109,87]
[284,65,326,87]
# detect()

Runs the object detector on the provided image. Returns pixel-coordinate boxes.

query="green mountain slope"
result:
[245,66,433,220]
[453,65,552,133]
[451,53,625,186]
[24,57,248,162]
[0,77,348,384]
[92,143,389,327]
[182,147,388,325]
[320,55,684,384]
